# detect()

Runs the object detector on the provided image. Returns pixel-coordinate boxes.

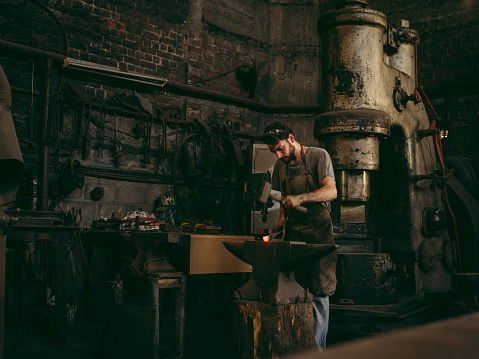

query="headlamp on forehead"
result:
[262,128,290,145]
[264,128,289,138]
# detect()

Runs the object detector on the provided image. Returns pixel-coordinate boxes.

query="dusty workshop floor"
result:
[4,314,234,359]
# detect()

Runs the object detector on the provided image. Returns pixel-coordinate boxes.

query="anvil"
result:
[223,240,337,305]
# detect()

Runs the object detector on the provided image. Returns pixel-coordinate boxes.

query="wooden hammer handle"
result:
[269,193,308,213]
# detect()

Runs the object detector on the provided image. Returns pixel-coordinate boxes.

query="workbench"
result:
[5,211,79,347]
[82,230,254,359]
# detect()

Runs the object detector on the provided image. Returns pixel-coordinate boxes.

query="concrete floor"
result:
[4,314,233,359]
[4,322,102,359]
[5,307,469,359]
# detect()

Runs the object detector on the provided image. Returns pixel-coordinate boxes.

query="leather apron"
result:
[284,204,337,296]
[282,149,337,296]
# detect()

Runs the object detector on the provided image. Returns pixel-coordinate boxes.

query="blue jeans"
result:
[312,296,329,351]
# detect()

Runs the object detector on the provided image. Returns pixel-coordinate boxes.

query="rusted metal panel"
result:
[334,253,396,305]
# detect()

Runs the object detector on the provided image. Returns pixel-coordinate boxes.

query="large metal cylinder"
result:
[315,0,454,307]
[336,170,371,202]
[315,108,389,202]
[318,1,387,111]
[327,136,377,202]
[315,2,392,205]
[326,135,380,171]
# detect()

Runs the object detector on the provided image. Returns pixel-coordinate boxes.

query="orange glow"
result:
[263,235,271,242]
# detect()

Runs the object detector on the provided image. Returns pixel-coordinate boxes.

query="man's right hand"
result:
[273,223,284,234]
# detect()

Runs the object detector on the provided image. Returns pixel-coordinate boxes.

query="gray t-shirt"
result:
[271,147,335,211]
[271,146,337,296]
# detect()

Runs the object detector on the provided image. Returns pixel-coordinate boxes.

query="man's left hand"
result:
[282,195,303,210]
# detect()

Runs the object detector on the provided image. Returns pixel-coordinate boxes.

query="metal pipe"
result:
[37,58,52,211]
[0,39,65,62]
[0,39,321,114]
[11,86,41,96]
[165,82,321,113]
[82,169,238,189]
[416,128,440,139]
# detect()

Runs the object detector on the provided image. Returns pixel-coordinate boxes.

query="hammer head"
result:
[258,180,272,204]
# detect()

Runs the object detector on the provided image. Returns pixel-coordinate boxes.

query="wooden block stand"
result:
[233,300,317,359]
[148,272,186,359]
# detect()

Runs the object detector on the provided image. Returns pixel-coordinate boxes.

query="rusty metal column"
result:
[318,0,387,111]
[37,57,51,211]
[315,0,391,224]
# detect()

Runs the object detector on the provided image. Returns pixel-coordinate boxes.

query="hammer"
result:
[258,181,308,213]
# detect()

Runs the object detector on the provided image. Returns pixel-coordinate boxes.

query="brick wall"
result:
[0,0,282,229]
[370,0,479,159]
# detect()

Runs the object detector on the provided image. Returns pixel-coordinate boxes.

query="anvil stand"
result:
[223,240,337,359]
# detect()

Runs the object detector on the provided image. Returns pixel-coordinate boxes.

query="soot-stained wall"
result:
[0,0,322,229]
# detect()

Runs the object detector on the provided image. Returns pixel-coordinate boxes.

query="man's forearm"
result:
[297,185,337,204]
[298,175,337,205]
[282,175,337,210]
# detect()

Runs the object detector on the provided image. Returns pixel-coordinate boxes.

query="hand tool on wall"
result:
[82,100,92,160]
[98,110,106,159]
[258,181,308,213]
[143,114,153,165]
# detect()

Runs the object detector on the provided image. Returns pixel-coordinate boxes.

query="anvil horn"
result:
[223,241,250,265]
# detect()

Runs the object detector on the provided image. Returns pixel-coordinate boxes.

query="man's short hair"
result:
[261,121,293,145]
